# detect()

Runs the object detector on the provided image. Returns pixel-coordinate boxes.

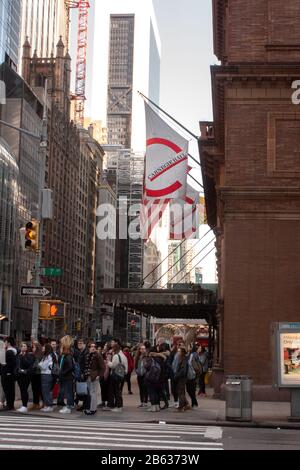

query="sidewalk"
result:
[5,376,299,430]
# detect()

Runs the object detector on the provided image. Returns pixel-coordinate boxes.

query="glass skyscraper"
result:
[0,0,22,69]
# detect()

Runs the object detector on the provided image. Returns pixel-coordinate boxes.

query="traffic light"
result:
[24,219,40,252]
[39,301,64,320]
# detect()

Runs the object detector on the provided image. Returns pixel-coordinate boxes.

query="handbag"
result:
[76,381,88,396]
[51,363,60,378]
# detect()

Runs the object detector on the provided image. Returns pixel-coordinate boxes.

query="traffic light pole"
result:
[31,91,48,341]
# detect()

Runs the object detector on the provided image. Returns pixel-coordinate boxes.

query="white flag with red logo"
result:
[144,102,188,200]
[169,184,199,240]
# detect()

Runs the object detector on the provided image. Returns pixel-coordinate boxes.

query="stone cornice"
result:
[219,187,300,198]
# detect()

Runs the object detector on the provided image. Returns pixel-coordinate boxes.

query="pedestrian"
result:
[198,346,209,396]
[173,346,190,412]
[73,338,89,411]
[107,340,128,412]
[39,343,54,412]
[169,344,179,407]
[29,341,43,410]
[58,335,75,414]
[186,345,200,408]
[143,347,162,412]
[83,341,105,415]
[99,342,111,409]
[122,346,134,395]
[16,342,34,413]
[0,336,17,411]
[135,344,148,407]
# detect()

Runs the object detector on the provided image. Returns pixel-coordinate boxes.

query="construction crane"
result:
[65,1,91,127]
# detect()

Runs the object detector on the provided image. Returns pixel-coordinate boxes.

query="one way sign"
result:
[21,286,52,298]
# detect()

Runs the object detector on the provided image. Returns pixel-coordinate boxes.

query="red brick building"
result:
[200,0,300,400]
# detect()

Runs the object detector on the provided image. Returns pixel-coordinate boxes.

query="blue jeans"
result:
[58,380,74,407]
[41,375,53,406]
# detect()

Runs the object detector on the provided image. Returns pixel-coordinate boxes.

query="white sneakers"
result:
[17,406,28,413]
[59,406,71,414]
[147,405,160,412]
[41,406,54,412]
[110,407,123,412]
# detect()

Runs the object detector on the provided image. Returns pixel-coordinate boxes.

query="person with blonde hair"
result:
[57,335,75,414]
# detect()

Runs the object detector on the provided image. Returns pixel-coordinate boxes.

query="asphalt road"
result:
[223,426,300,450]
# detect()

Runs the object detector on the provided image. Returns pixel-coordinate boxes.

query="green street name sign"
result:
[40,267,63,277]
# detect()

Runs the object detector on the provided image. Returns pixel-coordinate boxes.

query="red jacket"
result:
[123,351,134,374]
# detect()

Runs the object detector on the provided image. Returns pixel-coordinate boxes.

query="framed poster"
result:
[274,323,300,388]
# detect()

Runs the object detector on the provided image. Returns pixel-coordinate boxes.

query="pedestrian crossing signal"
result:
[39,302,64,320]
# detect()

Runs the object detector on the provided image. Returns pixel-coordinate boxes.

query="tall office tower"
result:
[0,0,22,70]
[128,151,144,288]
[89,0,161,151]
[20,0,68,67]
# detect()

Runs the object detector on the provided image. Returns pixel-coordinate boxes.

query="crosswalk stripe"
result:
[0,434,222,446]
[0,438,223,451]
[0,423,210,437]
[0,444,89,450]
[0,428,181,439]
[0,419,210,432]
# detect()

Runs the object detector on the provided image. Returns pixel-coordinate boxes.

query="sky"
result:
[153,0,215,133]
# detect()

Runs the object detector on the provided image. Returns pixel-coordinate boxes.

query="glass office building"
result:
[0,137,19,334]
[0,0,22,70]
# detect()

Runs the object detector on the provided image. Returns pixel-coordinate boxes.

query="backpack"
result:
[51,353,60,378]
[191,354,203,376]
[13,354,21,378]
[187,357,196,381]
[111,354,126,381]
[144,358,161,384]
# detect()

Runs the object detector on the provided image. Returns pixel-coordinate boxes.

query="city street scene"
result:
[0,0,300,456]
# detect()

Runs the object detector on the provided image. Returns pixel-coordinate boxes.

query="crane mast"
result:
[65,1,90,127]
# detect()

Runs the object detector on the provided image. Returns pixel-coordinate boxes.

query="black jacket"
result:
[1,348,17,375]
[59,354,73,382]
[174,357,188,381]
[74,347,89,374]
[18,353,35,374]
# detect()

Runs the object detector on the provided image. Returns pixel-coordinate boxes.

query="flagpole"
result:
[188,153,202,167]
[138,91,199,141]
[188,173,203,189]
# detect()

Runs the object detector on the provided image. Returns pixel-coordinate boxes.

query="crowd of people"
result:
[0,335,209,415]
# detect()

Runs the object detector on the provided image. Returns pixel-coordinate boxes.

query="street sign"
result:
[21,286,52,298]
[40,267,63,277]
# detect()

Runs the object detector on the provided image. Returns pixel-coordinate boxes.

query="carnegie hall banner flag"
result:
[144,102,188,200]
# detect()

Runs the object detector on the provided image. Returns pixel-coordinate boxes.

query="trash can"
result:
[225,375,252,422]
